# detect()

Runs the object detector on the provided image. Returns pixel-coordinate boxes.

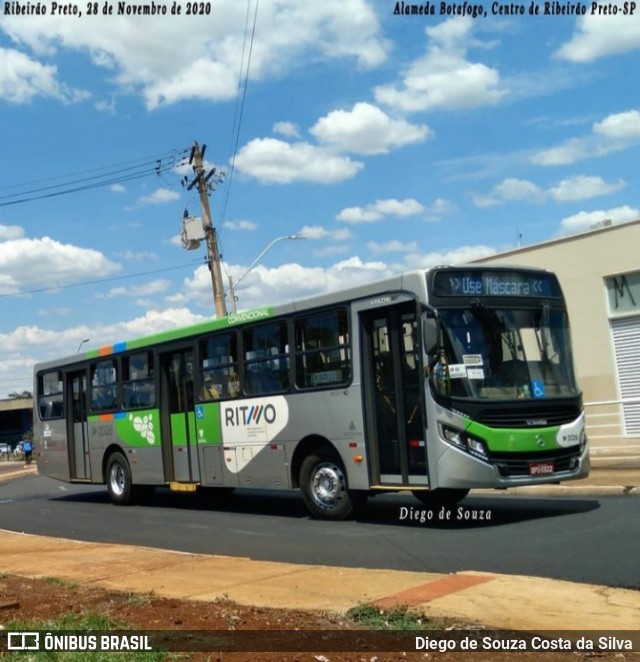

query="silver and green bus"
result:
[34,265,588,519]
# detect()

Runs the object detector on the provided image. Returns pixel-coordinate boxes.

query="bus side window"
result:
[294,308,350,390]
[243,322,289,396]
[37,371,64,420]
[122,352,155,410]
[199,332,239,401]
[90,359,118,413]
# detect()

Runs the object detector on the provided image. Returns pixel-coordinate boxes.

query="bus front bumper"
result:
[433,443,590,490]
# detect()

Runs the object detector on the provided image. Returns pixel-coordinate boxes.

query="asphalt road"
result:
[1,472,638,590]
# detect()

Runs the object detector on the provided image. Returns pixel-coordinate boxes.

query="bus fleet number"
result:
[92,425,114,438]
[186,2,211,14]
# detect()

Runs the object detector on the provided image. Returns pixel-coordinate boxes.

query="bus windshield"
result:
[432,305,579,400]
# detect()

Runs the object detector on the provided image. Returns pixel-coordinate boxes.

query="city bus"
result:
[33,265,588,519]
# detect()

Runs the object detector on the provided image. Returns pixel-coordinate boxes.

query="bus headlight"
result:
[467,437,489,460]
[440,424,489,460]
[441,425,465,450]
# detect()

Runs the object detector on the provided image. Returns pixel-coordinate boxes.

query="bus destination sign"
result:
[433,270,562,298]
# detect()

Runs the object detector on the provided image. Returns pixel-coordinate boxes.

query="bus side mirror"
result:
[423,318,438,356]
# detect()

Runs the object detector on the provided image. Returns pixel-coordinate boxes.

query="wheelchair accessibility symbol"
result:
[195,405,204,419]
[532,380,545,398]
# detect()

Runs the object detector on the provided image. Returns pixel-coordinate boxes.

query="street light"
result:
[227,235,305,313]
[76,338,90,354]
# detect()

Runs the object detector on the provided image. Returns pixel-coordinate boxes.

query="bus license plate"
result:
[529,461,554,476]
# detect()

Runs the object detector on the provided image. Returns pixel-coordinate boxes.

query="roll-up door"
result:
[611,316,640,435]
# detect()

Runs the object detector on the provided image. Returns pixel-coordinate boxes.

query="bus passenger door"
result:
[159,349,200,484]
[66,370,90,481]
[360,303,427,486]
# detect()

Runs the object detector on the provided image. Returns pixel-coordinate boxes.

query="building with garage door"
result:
[471,219,640,456]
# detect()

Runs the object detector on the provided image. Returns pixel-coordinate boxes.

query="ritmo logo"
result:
[224,404,277,426]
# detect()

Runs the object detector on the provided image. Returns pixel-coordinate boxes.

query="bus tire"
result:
[300,451,363,520]
[106,452,137,506]
[412,488,469,507]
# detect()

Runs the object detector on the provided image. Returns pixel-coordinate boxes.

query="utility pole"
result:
[189,142,227,318]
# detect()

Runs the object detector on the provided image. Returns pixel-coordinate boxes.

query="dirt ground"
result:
[1,575,638,662]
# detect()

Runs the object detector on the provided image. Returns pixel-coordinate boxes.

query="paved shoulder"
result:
[1,529,638,631]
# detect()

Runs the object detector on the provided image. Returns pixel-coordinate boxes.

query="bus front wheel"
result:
[412,488,469,507]
[300,451,364,520]
[106,452,137,506]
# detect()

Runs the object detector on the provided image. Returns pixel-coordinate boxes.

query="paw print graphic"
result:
[129,414,156,445]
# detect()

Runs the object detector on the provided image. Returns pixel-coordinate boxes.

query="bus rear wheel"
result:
[300,451,364,520]
[106,452,137,506]
[412,488,469,507]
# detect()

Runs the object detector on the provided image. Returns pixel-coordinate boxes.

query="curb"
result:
[0,466,37,483]
[477,485,640,497]
[1,467,639,495]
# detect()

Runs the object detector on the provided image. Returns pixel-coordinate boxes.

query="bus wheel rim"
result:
[311,463,345,509]
[109,464,125,496]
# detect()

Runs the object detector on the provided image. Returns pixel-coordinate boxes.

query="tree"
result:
[7,390,32,399]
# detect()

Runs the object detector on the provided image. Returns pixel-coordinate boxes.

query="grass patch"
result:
[347,603,445,630]
[124,590,156,607]
[41,576,80,590]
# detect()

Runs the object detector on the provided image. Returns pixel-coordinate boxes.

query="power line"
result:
[219,0,259,236]
[0,149,183,194]
[0,260,203,299]
[0,149,189,209]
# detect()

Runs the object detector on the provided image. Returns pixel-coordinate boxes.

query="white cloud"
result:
[530,138,594,166]
[182,257,394,310]
[0,224,25,241]
[474,174,625,207]
[137,188,180,205]
[110,183,126,193]
[531,109,640,166]
[114,250,158,261]
[424,198,458,221]
[180,242,501,311]
[0,47,88,104]
[309,102,429,155]
[168,233,185,248]
[559,205,640,234]
[299,225,352,241]
[549,175,625,202]
[100,279,170,299]
[404,245,498,269]
[0,236,120,294]
[1,0,387,110]
[273,121,301,138]
[556,6,640,62]
[367,240,419,254]
[473,178,544,207]
[223,220,258,231]
[374,18,504,113]
[337,198,424,223]
[233,138,363,184]
[0,308,206,367]
[95,98,116,113]
[593,110,640,139]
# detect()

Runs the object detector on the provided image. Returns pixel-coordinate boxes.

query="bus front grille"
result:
[489,447,582,477]
[476,404,581,428]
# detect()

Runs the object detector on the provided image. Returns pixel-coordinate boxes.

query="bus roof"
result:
[33,264,556,371]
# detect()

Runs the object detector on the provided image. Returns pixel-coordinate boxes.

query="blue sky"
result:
[1,0,640,395]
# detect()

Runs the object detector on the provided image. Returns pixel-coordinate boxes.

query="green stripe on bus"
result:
[466,420,562,453]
